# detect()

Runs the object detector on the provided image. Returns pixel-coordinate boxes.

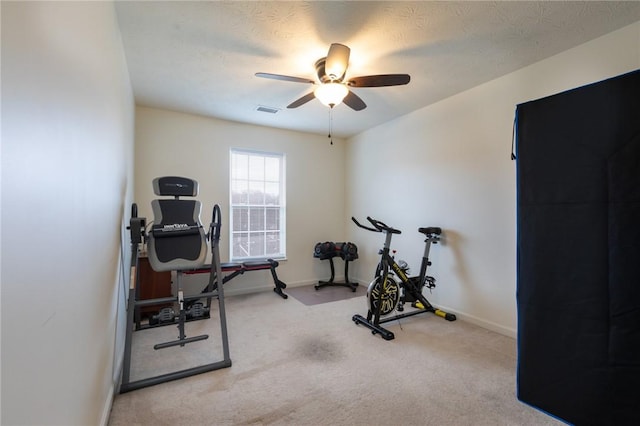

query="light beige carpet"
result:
[109,290,562,426]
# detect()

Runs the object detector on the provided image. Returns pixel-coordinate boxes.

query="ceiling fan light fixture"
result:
[314,83,349,108]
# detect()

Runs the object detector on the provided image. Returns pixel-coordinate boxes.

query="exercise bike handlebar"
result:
[351,216,401,234]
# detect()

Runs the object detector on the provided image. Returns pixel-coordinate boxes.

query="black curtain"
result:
[516,69,640,425]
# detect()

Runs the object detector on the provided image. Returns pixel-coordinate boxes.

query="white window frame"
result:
[229,148,286,261]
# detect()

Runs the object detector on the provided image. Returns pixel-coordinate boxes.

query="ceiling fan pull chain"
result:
[329,107,333,145]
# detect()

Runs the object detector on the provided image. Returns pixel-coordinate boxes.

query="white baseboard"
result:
[434,304,517,339]
[100,383,115,426]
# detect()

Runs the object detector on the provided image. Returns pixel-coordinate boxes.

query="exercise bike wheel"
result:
[367,274,400,316]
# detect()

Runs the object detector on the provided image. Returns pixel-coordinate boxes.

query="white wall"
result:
[134,106,347,293]
[345,22,640,337]
[1,2,134,425]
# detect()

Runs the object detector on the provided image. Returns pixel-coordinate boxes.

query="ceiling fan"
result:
[256,43,410,111]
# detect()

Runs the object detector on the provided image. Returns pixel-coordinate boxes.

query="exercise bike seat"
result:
[418,227,441,236]
[147,176,207,272]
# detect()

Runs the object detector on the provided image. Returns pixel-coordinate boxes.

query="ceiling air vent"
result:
[256,105,280,114]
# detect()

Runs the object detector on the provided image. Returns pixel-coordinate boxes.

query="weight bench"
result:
[184,259,288,299]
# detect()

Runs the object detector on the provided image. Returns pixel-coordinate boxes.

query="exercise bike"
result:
[352,216,456,340]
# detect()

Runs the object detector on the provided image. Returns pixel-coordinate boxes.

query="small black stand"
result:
[313,241,359,292]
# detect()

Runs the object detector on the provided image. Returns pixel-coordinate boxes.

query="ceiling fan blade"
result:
[343,90,366,111]
[325,43,350,80]
[255,72,314,84]
[347,74,410,87]
[287,92,316,109]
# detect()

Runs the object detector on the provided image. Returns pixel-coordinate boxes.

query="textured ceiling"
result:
[115,1,640,138]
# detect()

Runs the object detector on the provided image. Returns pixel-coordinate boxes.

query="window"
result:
[230,149,286,261]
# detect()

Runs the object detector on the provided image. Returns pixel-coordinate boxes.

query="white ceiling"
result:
[115,1,640,138]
